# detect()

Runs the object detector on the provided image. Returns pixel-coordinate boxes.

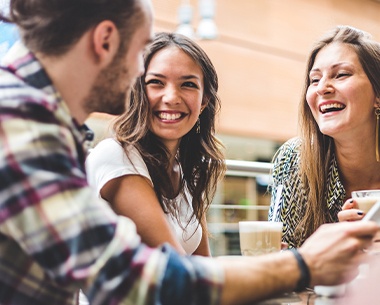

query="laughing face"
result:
[306,42,378,140]
[145,46,205,150]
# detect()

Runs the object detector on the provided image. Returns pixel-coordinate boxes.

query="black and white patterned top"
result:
[268,137,346,248]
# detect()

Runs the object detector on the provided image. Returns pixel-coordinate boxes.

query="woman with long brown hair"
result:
[86,32,225,256]
[269,25,380,248]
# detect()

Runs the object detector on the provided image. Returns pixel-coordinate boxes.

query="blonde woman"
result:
[269,25,380,248]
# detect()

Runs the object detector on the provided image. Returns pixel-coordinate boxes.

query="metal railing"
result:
[225,159,273,177]
[209,159,273,211]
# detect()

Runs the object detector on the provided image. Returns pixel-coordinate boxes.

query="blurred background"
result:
[152,0,380,160]
[0,0,18,59]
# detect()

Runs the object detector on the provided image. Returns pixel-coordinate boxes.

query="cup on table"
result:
[239,221,282,256]
[352,190,380,255]
[351,190,380,213]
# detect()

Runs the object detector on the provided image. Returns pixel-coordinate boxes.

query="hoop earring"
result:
[196,117,200,134]
[376,107,380,162]
[375,107,380,162]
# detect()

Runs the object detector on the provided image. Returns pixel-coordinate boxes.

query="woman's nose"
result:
[316,77,334,96]
[162,87,181,104]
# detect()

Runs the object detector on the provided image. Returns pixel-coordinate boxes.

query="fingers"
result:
[346,234,375,256]
[299,221,379,287]
[338,209,364,222]
[329,221,378,243]
[281,242,289,250]
[345,221,379,237]
[339,199,363,222]
[342,199,356,210]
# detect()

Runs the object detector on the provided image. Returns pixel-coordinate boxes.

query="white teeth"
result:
[320,103,345,113]
[158,112,182,120]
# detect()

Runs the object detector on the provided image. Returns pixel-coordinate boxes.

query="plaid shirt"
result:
[0,42,223,305]
[268,137,345,248]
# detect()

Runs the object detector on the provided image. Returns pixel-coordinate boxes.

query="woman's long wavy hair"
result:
[113,32,226,232]
[296,25,380,246]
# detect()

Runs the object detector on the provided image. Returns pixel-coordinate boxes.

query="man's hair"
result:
[0,0,144,56]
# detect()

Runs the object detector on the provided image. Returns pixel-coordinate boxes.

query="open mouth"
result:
[319,103,345,114]
[155,111,185,121]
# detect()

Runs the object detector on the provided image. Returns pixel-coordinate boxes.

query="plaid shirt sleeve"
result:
[0,88,223,304]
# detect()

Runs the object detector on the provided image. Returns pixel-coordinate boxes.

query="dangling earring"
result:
[376,106,380,162]
[196,117,200,134]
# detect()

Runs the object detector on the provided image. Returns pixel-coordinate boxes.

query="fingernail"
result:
[357,211,364,215]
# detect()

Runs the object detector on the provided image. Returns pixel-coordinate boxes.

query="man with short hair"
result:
[0,0,377,304]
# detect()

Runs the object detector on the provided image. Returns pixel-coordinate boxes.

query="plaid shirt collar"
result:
[2,41,93,150]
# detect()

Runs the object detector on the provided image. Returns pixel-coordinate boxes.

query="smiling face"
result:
[306,42,378,140]
[145,46,205,150]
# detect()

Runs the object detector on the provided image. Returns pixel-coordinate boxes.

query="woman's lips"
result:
[155,111,185,121]
[319,102,346,114]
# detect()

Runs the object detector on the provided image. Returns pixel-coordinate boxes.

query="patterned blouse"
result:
[268,137,346,248]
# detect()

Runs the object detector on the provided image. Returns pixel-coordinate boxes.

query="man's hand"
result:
[299,221,378,287]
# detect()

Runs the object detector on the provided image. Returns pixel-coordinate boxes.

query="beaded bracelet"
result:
[288,248,311,292]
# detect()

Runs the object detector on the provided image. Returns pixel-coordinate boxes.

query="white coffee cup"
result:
[239,221,282,256]
[352,190,380,257]
[352,190,380,213]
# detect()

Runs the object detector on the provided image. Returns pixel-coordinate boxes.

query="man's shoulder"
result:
[0,70,58,121]
[0,42,56,111]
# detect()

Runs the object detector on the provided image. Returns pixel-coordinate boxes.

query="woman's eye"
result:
[336,73,350,78]
[310,78,320,84]
[183,81,198,88]
[145,79,162,85]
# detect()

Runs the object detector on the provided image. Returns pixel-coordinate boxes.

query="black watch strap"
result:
[288,248,311,292]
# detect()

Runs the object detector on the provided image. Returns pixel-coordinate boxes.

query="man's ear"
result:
[92,20,120,67]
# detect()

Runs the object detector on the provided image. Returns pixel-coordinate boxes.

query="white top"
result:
[85,138,202,255]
